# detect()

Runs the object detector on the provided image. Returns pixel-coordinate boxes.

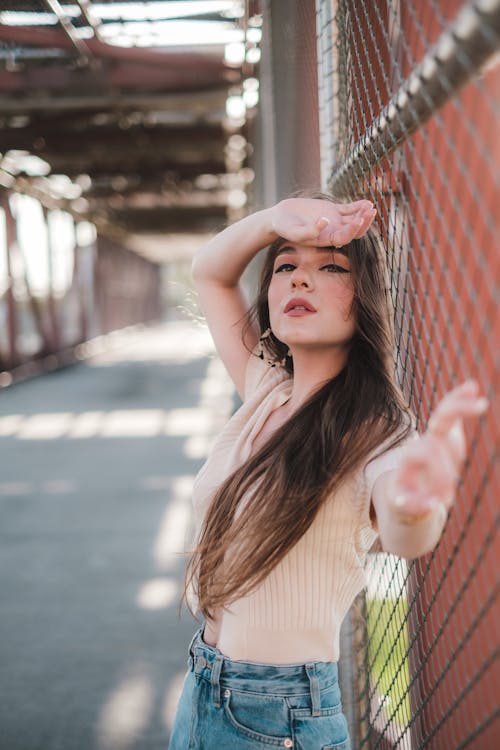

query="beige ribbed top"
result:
[191,353,415,664]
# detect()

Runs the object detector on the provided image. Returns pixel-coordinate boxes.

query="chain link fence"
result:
[315,1,499,748]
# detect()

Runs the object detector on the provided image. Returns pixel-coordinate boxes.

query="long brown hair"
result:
[184,194,413,620]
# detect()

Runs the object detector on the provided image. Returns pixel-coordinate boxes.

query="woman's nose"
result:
[290,268,313,289]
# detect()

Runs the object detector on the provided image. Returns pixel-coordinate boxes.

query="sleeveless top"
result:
[189,352,417,664]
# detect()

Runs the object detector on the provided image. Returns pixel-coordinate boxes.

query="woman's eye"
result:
[321,264,350,273]
[274,262,350,274]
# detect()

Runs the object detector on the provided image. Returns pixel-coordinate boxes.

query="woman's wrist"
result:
[254,206,280,244]
[391,494,439,525]
[382,492,449,558]
[192,207,279,287]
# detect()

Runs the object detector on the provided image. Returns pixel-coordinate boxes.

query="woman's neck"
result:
[286,346,349,413]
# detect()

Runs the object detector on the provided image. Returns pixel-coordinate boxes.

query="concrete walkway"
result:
[0,321,235,750]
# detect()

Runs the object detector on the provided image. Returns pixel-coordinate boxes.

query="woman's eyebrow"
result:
[275,245,350,258]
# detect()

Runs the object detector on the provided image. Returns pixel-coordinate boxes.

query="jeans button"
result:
[223,689,231,698]
[196,655,207,668]
[283,740,293,748]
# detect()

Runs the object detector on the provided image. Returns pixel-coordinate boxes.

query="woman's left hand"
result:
[389,380,489,524]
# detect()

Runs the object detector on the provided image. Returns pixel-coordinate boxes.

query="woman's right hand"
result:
[270,197,377,248]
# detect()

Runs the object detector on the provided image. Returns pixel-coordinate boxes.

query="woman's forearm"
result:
[382,502,448,559]
[191,197,377,288]
[191,207,278,288]
[375,469,449,558]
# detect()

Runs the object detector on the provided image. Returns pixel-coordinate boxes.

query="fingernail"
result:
[357,217,364,226]
[319,216,330,224]
[394,494,406,507]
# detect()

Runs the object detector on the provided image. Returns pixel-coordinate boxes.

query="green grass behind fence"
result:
[366,596,412,726]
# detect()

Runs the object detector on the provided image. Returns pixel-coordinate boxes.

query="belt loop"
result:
[211,654,224,708]
[305,663,321,717]
[188,626,202,657]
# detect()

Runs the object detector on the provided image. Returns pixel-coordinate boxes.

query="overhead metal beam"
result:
[84,179,229,199]
[0,172,229,253]
[0,122,226,149]
[34,159,229,181]
[42,0,93,66]
[108,205,227,233]
[0,60,235,98]
[76,0,103,42]
[0,89,227,115]
[0,24,232,71]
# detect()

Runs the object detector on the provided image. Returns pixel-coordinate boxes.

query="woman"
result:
[169,194,488,749]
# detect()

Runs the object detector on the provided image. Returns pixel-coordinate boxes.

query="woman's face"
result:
[267,242,356,351]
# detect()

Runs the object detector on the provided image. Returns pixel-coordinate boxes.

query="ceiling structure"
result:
[0,1,262,262]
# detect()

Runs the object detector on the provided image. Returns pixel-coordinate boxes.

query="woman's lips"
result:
[285,307,316,317]
[284,298,317,315]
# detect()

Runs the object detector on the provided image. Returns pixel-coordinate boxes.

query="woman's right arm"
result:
[191,208,277,399]
[191,198,376,398]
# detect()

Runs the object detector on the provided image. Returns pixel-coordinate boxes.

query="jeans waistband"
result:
[187,626,339,716]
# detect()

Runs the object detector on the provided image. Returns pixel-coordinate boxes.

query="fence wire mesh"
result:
[316,1,499,748]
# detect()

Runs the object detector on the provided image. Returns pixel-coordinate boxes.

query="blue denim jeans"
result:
[168,627,351,750]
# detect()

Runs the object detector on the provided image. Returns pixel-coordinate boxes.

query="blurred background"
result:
[0,1,498,749]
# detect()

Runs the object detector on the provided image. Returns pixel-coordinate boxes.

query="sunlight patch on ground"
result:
[0,408,218,440]
[68,411,106,438]
[85,321,215,366]
[136,577,178,610]
[100,410,165,437]
[0,479,76,495]
[140,475,172,490]
[0,480,33,496]
[0,322,235,446]
[17,412,74,439]
[0,404,233,441]
[0,414,23,435]
[183,356,234,459]
[41,478,77,494]
[96,662,154,750]
[164,407,214,435]
[153,475,195,570]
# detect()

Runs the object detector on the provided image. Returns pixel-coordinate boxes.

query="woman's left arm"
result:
[372,380,489,559]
